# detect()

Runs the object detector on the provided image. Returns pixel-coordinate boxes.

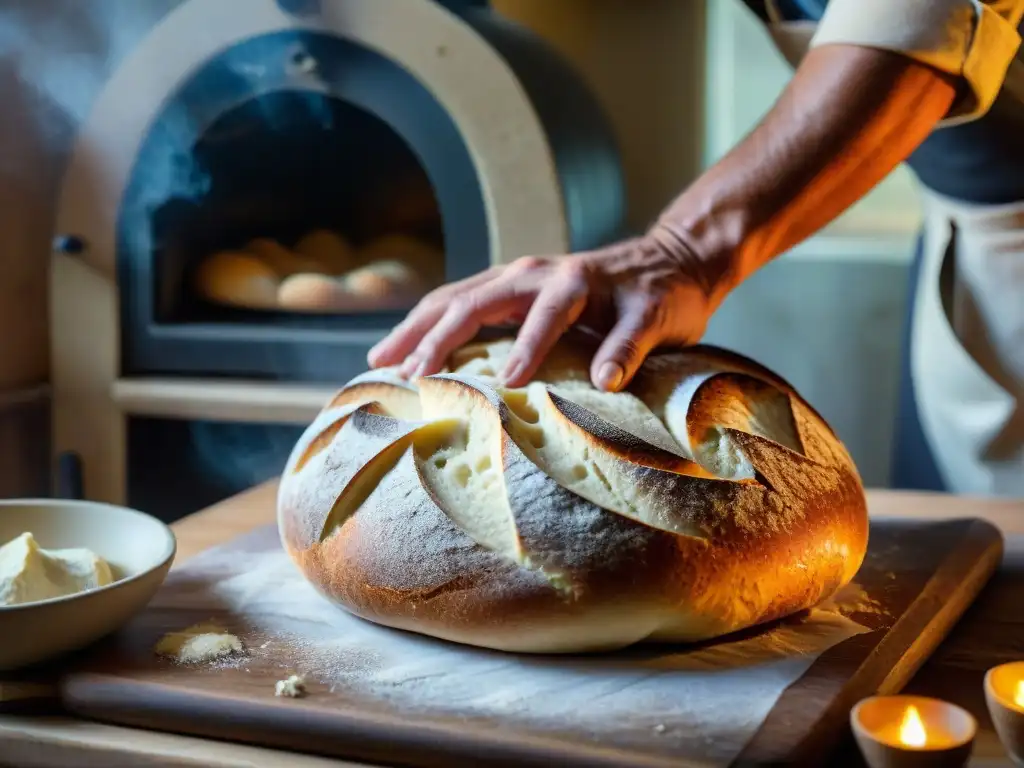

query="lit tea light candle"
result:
[851,695,976,768]
[899,704,928,748]
[984,661,1024,763]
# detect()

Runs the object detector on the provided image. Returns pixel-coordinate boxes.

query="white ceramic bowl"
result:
[0,498,176,671]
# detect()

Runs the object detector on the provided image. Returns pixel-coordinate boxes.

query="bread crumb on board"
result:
[275,674,307,698]
[154,622,246,664]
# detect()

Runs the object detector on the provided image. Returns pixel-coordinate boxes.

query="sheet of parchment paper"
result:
[155,541,871,767]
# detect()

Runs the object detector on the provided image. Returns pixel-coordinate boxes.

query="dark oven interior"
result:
[118,30,489,382]
[154,90,445,324]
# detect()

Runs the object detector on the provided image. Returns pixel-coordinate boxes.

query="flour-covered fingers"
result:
[501,261,590,387]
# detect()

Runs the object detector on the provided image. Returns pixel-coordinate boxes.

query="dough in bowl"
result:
[277,338,869,653]
[0,532,113,606]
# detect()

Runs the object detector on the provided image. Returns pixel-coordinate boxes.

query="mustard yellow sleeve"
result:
[809,0,1024,125]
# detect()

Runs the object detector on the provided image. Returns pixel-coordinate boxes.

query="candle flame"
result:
[1015,680,1024,708]
[899,705,927,748]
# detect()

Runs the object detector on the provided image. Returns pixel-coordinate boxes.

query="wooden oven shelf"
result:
[111,378,336,425]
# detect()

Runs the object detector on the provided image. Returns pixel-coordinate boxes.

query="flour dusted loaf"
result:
[277,338,868,653]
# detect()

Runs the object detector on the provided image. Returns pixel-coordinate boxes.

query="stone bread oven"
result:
[50,0,624,506]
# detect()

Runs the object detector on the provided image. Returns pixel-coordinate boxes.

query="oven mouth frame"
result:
[119,29,488,382]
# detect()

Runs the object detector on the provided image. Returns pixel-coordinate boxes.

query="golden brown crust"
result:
[277,338,869,653]
[299,447,681,652]
[327,376,422,420]
[544,391,709,475]
[293,230,360,275]
[193,251,281,310]
[247,238,322,277]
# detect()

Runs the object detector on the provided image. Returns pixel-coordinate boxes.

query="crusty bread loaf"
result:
[293,230,360,275]
[245,238,321,277]
[194,250,281,309]
[357,234,445,288]
[343,259,423,299]
[277,337,868,653]
[196,235,363,311]
[277,273,352,312]
[277,267,423,313]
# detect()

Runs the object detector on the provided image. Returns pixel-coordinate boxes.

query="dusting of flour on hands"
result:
[154,622,245,664]
[167,545,869,767]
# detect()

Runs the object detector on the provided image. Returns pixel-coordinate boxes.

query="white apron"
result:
[911,191,1024,497]
[762,7,1024,498]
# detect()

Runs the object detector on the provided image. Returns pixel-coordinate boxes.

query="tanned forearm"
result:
[652,44,958,306]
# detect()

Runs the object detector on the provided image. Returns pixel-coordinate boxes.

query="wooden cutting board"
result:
[58,517,1002,768]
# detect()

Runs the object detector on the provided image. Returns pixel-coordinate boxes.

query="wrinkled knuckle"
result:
[556,257,587,278]
[640,297,668,327]
[534,303,570,328]
[636,271,671,295]
[448,293,481,318]
[418,292,448,314]
[513,255,547,273]
[615,336,644,364]
[556,259,590,289]
[643,293,665,315]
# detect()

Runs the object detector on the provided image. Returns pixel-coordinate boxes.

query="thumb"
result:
[590,301,660,392]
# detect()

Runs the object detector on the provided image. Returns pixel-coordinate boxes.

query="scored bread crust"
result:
[277,338,868,653]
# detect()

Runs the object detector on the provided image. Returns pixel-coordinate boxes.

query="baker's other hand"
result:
[366,229,724,392]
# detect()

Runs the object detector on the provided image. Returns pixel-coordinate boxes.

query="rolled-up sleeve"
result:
[810,0,1024,125]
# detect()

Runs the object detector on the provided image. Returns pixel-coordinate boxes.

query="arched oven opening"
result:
[158,91,444,322]
[118,30,488,383]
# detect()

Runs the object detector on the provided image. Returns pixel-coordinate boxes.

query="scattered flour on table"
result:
[154,622,246,664]
[818,582,886,617]
[155,548,869,766]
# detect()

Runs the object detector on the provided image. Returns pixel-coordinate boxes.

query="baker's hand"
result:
[366,231,722,392]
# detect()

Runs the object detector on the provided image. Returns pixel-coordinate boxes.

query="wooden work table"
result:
[1,483,1023,767]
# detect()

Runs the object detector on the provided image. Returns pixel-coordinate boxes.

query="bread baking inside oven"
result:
[194,250,280,309]
[246,237,322,277]
[194,237,331,310]
[343,260,422,299]
[279,337,869,653]
[275,273,351,312]
[194,227,442,312]
[356,234,445,288]
[293,230,360,276]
